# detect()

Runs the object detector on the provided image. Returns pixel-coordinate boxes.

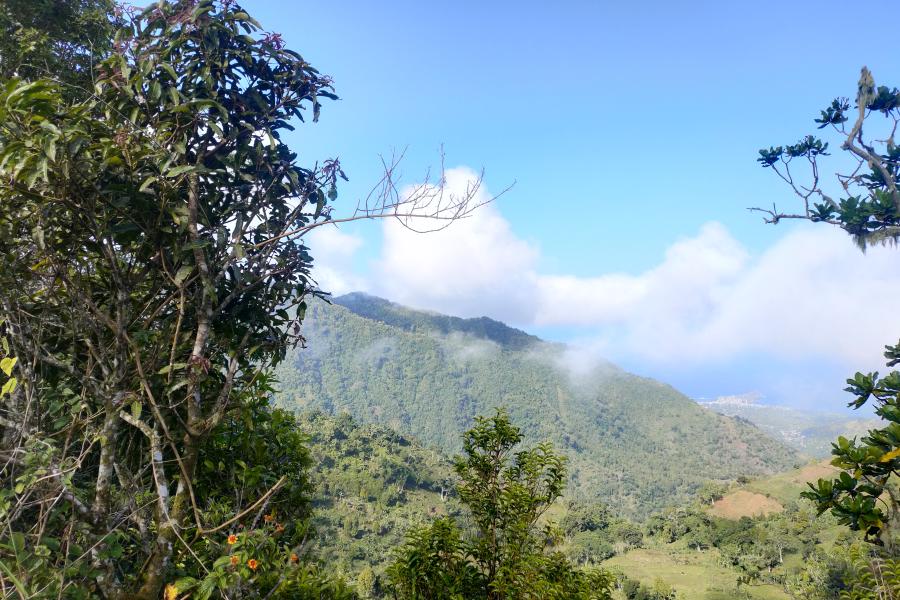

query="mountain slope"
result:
[275,294,798,517]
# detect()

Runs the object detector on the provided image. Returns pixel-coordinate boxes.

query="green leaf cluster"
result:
[0,1,351,597]
[758,68,900,245]
[387,410,614,599]
[801,340,900,550]
[0,0,118,94]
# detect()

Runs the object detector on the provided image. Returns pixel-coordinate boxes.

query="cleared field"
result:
[604,461,850,599]
[709,490,783,519]
[744,460,838,505]
[703,460,840,521]
[605,546,790,600]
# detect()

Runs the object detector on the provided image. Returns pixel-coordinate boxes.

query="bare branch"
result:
[250,147,514,250]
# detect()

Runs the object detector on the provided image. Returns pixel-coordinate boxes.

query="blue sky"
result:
[246,1,900,411]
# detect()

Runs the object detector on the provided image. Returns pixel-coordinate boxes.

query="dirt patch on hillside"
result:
[793,462,838,484]
[709,490,783,519]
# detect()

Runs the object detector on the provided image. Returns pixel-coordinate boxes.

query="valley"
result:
[3,4,898,598]
[274,295,878,598]
[296,409,856,599]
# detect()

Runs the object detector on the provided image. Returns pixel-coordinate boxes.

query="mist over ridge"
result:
[275,292,798,518]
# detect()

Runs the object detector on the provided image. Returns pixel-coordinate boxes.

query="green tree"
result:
[697,481,729,506]
[387,409,613,599]
[0,0,117,90]
[650,578,675,600]
[357,566,377,599]
[757,67,900,553]
[0,1,357,597]
[0,2,483,595]
[620,577,676,600]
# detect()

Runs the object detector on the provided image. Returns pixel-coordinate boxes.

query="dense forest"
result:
[0,1,898,599]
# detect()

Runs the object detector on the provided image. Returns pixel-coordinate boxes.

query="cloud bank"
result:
[307,168,900,374]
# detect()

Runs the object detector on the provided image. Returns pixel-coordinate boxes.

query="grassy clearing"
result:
[606,463,845,599]
[605,545,790,600]
[708,490,782,519]
[744,461,838,505]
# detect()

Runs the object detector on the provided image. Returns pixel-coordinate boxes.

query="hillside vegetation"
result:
[298,411,873,600]
[275,294,798,517]
[297,411,461,580]
[606,465,858,599]
[3,2,899,597]
[298,410,623,598]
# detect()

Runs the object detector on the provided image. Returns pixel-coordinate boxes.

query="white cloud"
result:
[310,167,900,372]
[372,167,540,323]
[691,227,898,365]
[532,222,748,329]
[305,225,365,295]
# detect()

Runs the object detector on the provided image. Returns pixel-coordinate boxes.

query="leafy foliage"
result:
[387,410,614,599]
[801,344,900,550]
[758,67,900,554]
[298,410,462,584]
[837,543,900,600]
[166,401,357,599]
[755,67,900,246]
[618,577,676,600]
[0,1,353,597]
[786,542,900,600]
[0,0,117,91]
[562,501,644,563]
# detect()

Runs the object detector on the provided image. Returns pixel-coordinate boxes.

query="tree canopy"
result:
[0,1,351,597]
[0,0,118,91]
[387,410,614,600]
[757,67,900,554]
[755,66,900,248]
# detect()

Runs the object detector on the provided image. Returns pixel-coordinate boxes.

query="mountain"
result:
[332,292,542,351]
[274,293,798,517]
[698,393,880,457]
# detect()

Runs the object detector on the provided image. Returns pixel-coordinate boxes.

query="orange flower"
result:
[275,523,285,534]
[164,584,178,600]
[263,514,274,523]
[290,553,299,564]
[247,558,259,570]
[226,534,238,545]
[230,555,239,566]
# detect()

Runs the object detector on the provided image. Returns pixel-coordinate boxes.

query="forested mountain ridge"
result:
[275,294,799,517]
[333,292,543,350]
